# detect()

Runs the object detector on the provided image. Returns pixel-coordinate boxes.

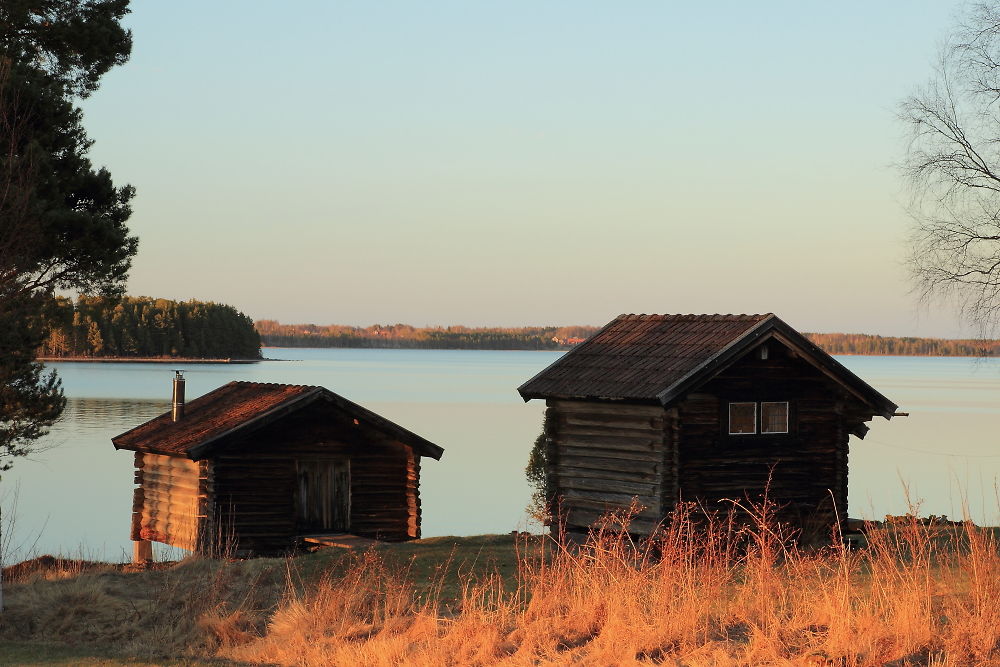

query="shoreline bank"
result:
[37,357,264,364]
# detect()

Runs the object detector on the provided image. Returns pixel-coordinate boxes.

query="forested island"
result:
[38,296,261,360]
[257,320,1000,356]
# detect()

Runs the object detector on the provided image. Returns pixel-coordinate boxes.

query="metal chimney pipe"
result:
[172,370,185,422]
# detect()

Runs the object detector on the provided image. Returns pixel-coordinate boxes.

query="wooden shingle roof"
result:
[112,381,444,460]
[518,313,898,418]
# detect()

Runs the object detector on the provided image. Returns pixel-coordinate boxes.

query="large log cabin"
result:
[112,376,444,560]
[518,314,899,538]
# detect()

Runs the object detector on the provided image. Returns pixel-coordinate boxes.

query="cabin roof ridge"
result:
[616,313,772,321]
[227,380,320,389]
[517,312,895,417]
[112,381,444,461]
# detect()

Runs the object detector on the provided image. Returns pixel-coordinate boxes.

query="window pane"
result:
[761,402,788,434]
[729,402,756,434]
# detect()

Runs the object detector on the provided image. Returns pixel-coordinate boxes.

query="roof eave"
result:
[317,389,445,460]
[517,314,629,402]
[518,390,661,404]
[766,323,899,419]
[113,442,193,458]
[655,316,899,419]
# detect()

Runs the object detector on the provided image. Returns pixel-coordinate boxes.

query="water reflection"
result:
[59,398,169,431]
[2,398,171,563]
[2,350,1000,562]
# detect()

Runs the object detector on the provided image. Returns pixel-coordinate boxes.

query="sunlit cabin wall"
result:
[405,451,421,538]
[131,452,213,552]
[544,399,670,536]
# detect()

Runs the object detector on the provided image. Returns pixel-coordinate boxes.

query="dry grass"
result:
[225,506,1000,666]
[1,553,287,660]
[4,507,1000,666]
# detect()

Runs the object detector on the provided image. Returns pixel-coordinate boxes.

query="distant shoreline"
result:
[255,322,1000,356]
[38,357,263,364]
[38,348,1000,362]
[257,343,1000,357]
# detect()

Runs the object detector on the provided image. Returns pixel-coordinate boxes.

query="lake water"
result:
[3,349,1000,562]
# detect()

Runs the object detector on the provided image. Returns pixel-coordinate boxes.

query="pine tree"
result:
[0,0,136,468]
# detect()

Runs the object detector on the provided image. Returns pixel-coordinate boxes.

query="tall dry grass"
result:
[4,503,999,665]
[219,504,1000,667]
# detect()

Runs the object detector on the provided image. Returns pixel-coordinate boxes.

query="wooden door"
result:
[296,459,350,532]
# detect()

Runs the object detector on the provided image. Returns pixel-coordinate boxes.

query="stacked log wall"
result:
[210,451,296,555]
[211,401,419,554]
[132,452,213,552]
[547,399,669,536]
[676,343,870,535]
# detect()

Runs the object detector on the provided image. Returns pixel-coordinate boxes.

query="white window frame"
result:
[728,402,757,435]
[760,401,789,434]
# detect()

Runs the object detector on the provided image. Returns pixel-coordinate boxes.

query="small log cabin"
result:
[518,314,899,538]
[112,376,444,559]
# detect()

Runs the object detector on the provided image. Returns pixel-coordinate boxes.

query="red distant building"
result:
[552,337,587,346]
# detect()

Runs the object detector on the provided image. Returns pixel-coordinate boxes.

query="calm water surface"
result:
[3,350,1000,561]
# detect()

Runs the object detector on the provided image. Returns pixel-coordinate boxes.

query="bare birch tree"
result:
[901,3,1000,331]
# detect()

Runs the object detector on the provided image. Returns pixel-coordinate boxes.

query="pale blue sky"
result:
[80,1,970,336]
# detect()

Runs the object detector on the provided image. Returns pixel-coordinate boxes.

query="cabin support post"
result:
[133,539,152,564]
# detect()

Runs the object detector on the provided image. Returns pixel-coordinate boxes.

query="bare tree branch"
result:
[901,3,1000,334]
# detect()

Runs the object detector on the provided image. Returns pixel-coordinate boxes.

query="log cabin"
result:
[518,314,899,539]
[112,375,444,560]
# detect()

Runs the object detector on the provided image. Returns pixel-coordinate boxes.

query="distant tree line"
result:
[804,332,1000,357]
[255,321,598,350]
[39,296,261,359]
[257,321,1000,356]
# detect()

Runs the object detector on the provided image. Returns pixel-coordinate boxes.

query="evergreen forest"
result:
[39,296,261,359]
